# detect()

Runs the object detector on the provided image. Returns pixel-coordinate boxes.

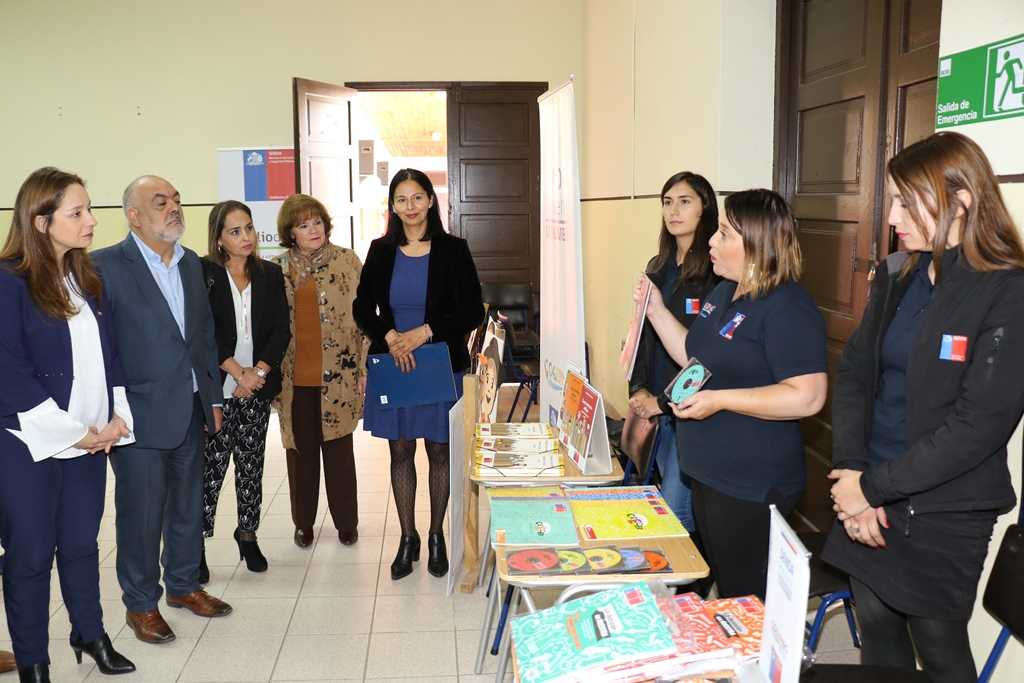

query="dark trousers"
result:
[851,577,975,683]
[202,396,271,536]
[0,445,106,667]
[690,479,801,600]
[287,387,358,533]
[109,395,205,612]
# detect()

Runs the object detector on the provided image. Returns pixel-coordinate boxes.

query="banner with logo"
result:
[217,147,297,260]
[538,79,586,426]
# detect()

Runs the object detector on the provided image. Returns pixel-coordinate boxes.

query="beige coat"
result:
[272,245,367,450]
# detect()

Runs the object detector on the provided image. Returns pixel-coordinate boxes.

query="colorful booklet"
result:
[474,451,563,477]
[489,498,579,546]
[565,486,689,541]
[487,485,564,499]
[512,583,677,683]
[476,422,557,438]
[703,596,765,661]
[619,277,652,381]
[477,436,560,453]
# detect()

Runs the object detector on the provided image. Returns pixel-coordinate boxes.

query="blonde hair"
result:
[725,189,802,298]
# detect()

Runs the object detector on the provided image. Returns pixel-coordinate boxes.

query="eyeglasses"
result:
[393,193,429,208]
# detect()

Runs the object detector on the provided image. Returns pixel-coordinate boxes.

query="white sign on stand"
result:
[556,369,612,475]
[759,506,811,683]
[446,397,465,596]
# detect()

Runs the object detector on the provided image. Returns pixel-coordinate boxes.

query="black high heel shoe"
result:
[198,543,210,585]
[427,532,449,577]
[390,532,421,580]
[70,633,135,675]
[234,528,269,572]
[18,665,49,683]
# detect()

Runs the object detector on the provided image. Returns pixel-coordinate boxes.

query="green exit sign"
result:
[936,32,1024,128]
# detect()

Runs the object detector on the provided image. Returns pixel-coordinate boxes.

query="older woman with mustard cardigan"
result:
[272,194,367,549]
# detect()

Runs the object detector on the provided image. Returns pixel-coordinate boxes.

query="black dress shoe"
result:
[294,527,314,548]
[235,528,269,572]
[427,532,449,577]
[390,533,421,580]
[18,664,49,683]
[198,544,210,585]
[70,632,135,675]
[338,529,359,546]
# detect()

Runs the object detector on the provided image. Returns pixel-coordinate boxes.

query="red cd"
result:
[507,548,560,573]
[643,550,670,572]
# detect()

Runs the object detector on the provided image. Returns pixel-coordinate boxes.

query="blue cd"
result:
[670,363,707,403]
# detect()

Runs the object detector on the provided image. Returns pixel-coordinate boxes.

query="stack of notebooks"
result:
[474,422,564,477]
[512,586,765,683]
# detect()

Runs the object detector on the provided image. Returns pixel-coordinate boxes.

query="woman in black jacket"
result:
[628,171,719,532]
[825,132,1024,682]
[353,169,484,580]
[199,201,291,579]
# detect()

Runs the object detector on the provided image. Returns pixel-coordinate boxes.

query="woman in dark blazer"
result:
[824,132,1024,682]
[0,168,135,682]
[199,201,290,580]
[353,168,484,580]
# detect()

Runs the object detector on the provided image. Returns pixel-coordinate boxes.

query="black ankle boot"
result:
[391,533,421,580]
[234,528,269,572]
[198,543,210,585]
[18,665,49,683]
[71,632,135,675]
[427,532,449,577]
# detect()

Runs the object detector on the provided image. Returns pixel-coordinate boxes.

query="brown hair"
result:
[276,194,333,249]
[889,131,1024,281]
[648,171,718,288]
[0,167,103,319]
[207,200,262,275]
[724,189,802,298]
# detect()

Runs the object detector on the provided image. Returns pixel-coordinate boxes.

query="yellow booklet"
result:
[567,488,688,541]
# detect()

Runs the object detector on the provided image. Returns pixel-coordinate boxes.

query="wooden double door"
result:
[776,0,942,530]
[292,79,545,290]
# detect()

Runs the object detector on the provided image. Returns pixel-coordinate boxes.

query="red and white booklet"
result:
[619,278,653,381]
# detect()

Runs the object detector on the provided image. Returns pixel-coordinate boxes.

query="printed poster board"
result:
[556,369,612,475]
[759,506,811,683]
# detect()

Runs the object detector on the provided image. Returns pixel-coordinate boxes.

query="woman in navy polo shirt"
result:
[825,133,1024,681]
[638,189,827,599]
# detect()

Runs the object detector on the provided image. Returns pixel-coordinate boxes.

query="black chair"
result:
[480,282,541,421]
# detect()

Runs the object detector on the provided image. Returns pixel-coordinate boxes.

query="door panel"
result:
[779,0,941,531]
[447,83,545,290]
[293,78,356,249]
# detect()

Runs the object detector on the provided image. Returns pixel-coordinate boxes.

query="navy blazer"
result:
[92,235,221,449]
[353,232,485,374]
[0,263,123,450]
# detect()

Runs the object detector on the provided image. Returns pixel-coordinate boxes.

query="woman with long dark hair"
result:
[628,171,719,532]
[198,200,290,581]
[0,168,135,682]
[825,132,1024,682]
[353,168,484,580]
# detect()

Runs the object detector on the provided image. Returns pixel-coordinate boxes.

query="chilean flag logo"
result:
[939,334,968,362]
[685,298,701,315]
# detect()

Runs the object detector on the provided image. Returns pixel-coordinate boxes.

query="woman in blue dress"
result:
[353,169,485,580]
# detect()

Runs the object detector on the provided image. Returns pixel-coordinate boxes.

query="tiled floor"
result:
[0,408,862,681]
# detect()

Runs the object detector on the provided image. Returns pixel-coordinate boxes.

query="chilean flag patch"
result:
[685,298,701,315]
[939,334,968,362]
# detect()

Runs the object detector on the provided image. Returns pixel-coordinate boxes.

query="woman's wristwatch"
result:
[255,367,267,379]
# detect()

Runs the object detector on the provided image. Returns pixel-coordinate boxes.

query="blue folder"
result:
[365,342,457,409]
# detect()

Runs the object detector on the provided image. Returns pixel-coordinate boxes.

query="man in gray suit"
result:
[93,175,232,644]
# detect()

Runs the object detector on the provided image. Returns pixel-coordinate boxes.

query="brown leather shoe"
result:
[294,527,314,548]
[0,650,15,674]
[166,590,233,617]
[126,609,176,644]
[338,529,358,545]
